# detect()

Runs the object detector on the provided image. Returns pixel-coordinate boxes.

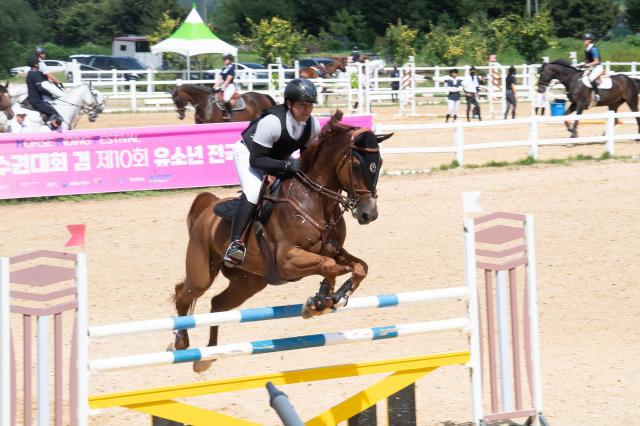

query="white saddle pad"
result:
[581,75,612,90]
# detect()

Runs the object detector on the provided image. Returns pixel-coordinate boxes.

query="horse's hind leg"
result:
[192,268,267,373]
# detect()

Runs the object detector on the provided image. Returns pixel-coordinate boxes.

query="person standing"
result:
[581,32,603,102]
[25,56,62,130]
[34,46,62,87]
[444,68,463,122]
[504,65,517,119]
[213,53,237,120]
[463,66,483,121]
[390,65,400,102]
[5,106,29,133]
[224,79,321,266]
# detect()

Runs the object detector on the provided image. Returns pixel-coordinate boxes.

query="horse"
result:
[170,110,392,372]
[16,83,105,132]
[537,59,640,137]
[299,59,346,79]
[0,82,14,131]
[170,84,276,123]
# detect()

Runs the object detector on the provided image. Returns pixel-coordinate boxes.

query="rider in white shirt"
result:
[34,46,62,87]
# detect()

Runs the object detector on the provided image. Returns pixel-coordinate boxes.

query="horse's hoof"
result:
[302,297,330,319]
[193,359,214,373]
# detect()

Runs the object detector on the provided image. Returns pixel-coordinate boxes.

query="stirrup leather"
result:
[224,240,246,265]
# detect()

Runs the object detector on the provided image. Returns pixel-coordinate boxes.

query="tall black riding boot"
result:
[445,114,450,123]
[591,81,601,102]
[453,114,457,122]
[224,194,257,266]
[224,102,233,120]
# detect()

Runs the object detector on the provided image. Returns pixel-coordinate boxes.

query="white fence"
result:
[375,111,640,166]
[65,57,640,116]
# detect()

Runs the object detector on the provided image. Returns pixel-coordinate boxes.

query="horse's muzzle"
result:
[353,197,378,224]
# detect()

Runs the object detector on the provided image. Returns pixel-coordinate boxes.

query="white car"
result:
[10,60,68,76]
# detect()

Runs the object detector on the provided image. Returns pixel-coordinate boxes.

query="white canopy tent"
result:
[150,7,237,76]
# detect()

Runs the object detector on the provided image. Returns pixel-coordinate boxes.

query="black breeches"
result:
[505,91,517,118]
[29,99,59,120]
[466,94,480,118]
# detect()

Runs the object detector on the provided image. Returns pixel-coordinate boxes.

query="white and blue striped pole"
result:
[88,287,469,338]
[89,317,469,372]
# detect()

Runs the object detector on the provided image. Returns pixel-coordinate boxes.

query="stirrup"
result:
[224,240,246,266]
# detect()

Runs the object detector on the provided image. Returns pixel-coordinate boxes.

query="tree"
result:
[235,17,306,65]
[626,0,640,33]
[328,8,375,48]
[0,0,45,78]
[213,0,292,40]
[547,0,619,38]
[382,20,418,64]
[512,11,555,63]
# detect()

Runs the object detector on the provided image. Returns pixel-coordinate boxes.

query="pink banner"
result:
[0,115,372,199]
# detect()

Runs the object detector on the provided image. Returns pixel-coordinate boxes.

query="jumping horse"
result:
[537,59,640,137]
[170,110,392,372]
[299,58,347,79]
[170,84,275,123]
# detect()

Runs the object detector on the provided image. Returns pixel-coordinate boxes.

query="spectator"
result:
[351,46,361,63]
[462,66,483,121]
[5,106,29,133]
[504,65,517,119]
[535,91,547,116]
[25,56,62,130]
[444,68,463,122]
[390,65,400,102]
[34,46,62,87]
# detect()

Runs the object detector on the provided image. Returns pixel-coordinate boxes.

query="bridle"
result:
[266,128,380,233]
[53,84,104,122]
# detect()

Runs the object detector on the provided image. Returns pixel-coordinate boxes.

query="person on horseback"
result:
[25,56,62,130]
[34,46,63,87]
[581,32,603,102]
[213,53,237,120]
[224,78,321,266]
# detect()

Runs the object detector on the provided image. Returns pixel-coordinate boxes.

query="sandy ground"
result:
[2,105,640,425]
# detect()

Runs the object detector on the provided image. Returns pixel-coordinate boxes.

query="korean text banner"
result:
[0,115,373,199]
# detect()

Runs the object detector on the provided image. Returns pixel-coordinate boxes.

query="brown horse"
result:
[170,110,392,372]
[300,59,347,79]
[537,60,640,137]
[170,84,275,123]
[0,82,14,121]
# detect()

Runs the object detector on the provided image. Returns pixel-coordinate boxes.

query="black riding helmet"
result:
[223,53,234,61]
[284,78,318,105]
[582,32,595,41]
[27,55,39,68]
[35,46,46,55]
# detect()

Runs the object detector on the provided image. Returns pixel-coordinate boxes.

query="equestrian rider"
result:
[213,53,236,120]
[25,56,62,130]
[444,68,463,122]
[462,66,483,121]
[224,78,321,266]
[34,46,63,87]
[582,32,603,102]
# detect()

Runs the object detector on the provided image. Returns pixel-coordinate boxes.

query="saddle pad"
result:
[581,75,612,90]
[215,97,246,111]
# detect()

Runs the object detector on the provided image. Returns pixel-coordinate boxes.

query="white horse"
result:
[9,82,105,132]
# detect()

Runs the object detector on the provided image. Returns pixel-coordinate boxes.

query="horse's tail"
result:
[187,192,219,232]
[265,94,276,106]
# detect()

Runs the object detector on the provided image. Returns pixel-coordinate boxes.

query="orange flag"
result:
[65,224,86,248]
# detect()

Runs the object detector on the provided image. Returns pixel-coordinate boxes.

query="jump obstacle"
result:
[0,200,551,426]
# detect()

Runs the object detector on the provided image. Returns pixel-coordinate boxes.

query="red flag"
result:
[65,224,86,247]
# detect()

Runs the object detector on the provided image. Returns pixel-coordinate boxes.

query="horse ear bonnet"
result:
[353,131,382,191]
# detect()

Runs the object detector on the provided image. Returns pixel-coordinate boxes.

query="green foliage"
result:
[627,0,640,33]
[236,17,306,65]
[0,0,44,78]
[382,20,418,64]
[547,0,619,38]
[328,9,376,48]
[511,10,556,63]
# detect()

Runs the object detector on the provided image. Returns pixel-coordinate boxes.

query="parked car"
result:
[10,60,67,76]
[66,55,147,81]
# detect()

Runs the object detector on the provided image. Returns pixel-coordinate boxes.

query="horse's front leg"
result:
[331,248,369,308]
[278,247,352,317]
[563,102,577,135]
[570,106,586,138]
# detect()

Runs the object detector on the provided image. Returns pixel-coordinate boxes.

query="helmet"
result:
[27,56,39,68]
[284,78,318,104]
[582,32,595,41]
[223,54,234,61]
[35,46,46,55]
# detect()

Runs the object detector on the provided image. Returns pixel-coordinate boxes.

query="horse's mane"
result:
[182,84,213,94]
[301,110,354,172]
[550,59,578,71]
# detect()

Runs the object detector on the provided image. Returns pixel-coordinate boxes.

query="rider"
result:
[213,53,236,120]
[25,56,62,130]
[582,32,603,102]
[224,78,321,266]
[34,46,63,87]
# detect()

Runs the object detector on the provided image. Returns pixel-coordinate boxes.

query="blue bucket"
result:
[550,100,566,116]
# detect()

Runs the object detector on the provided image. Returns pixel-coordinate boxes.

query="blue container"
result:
[550,100,566,116]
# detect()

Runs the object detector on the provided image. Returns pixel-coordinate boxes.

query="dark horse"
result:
[171,110,392,372]
[300,58,347,79]
[0,82,14,121]
[538,60,640,137]
[170,84,275,123]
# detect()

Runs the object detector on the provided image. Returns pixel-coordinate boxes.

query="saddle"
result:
[581,72,612,90]
[19,100,48,122]
[214,92,246,111]
[213,178,287,284]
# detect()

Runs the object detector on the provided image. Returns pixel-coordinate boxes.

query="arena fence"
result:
[1,195,551,425]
